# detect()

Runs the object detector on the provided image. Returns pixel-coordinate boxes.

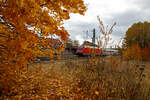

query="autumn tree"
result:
[122,22,150,60]
[123,22,150,48]
[0,0,86,96]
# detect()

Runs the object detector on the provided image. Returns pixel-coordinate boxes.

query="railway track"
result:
[34,54,88,64]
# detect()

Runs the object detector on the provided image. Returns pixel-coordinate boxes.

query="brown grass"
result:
[1,56,150,100]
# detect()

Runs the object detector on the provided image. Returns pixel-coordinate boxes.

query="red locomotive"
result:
[76,41,101,56]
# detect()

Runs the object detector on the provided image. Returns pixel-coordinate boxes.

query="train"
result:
[76,41,101,56]
[76,41,118,56]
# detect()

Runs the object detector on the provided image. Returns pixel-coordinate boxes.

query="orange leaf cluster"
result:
[123,44,150,60]
[0,0,86,96]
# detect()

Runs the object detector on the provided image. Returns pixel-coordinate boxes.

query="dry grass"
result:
[1,56,150,100]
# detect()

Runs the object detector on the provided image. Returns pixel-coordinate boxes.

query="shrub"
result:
[123,44,142,60]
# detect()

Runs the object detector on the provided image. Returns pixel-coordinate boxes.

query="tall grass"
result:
[1,56,150,100]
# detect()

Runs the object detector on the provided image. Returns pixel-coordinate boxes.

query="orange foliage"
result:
[142,47,150,60]
[123,44,150,60]
[0,0,86,96]
[123,44,142,60]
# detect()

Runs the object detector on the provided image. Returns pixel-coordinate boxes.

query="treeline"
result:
[121,22,150,60]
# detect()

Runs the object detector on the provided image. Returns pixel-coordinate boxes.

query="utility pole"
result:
[86,30,89,39]
[92,28,96,44]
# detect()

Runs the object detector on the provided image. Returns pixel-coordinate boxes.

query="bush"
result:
[123,44,142,60]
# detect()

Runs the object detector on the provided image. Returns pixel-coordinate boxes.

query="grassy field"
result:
[1,56,150,100]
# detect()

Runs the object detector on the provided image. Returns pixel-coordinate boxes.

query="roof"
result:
[82,41,98,47]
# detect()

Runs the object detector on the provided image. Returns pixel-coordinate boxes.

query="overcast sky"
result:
[63,0,150,46]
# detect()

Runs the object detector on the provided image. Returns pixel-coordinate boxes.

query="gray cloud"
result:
[134,0,150,9]
[63,0,150,45]
[108,7,150,35]
[64,21,99,40]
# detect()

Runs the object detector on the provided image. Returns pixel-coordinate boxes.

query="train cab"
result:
[76,44,101,56]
